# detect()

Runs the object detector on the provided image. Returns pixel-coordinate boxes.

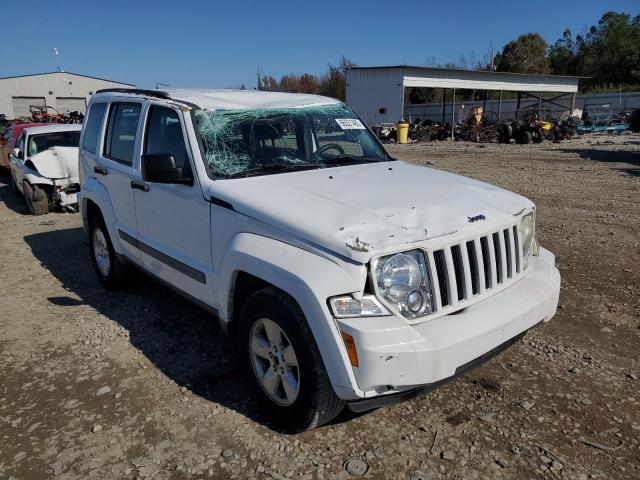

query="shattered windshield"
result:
[28,131,80,156]
[194,103,390,178]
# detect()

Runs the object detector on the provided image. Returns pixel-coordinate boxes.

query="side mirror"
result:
[12,147,21,158]
[141,154,192,184]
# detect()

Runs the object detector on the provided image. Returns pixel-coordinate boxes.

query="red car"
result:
[0,123,47,168]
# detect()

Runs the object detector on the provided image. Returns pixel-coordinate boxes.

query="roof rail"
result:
[95,88,170,99]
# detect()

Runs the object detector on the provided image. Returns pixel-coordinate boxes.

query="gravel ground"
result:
[1,133,638,480]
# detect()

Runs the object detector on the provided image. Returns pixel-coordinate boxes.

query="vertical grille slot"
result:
[503,229,513,278]
[451,245,465,301]
[466,241,479,295]
[433,250,449,306]
[513,225,521,273]
[480,236,492,288]
[492,232,503,284]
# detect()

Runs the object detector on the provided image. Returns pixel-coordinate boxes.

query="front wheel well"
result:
[228,271,271,336]
[84,198,102,225]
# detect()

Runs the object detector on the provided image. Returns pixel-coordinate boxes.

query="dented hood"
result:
[28,147,79,180]
[211,161,533,262]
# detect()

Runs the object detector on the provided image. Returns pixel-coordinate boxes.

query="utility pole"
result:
[54,48,63,72]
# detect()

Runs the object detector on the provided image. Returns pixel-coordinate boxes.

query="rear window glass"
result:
[82,103,107,154]
[105,103,141,165]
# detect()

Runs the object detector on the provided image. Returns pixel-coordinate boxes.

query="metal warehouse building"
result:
[346,66,581,126]
[0,72,134,120]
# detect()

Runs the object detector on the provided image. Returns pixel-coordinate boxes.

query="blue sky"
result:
[1,0,637,89]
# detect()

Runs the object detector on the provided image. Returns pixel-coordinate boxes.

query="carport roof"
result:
[348,66,584,93]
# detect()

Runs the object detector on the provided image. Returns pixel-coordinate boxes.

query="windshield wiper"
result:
[225,162,322,178]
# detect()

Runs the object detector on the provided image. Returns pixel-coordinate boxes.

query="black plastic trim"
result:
[209,196,235,211]
[96,88,170,99]
[118,230,206,284]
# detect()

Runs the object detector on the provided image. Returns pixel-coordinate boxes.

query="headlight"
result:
[373,250,434,319]
[329,295,390,318]
[521,211,539,268]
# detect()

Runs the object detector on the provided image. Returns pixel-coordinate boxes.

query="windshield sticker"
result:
[335,118,365,130]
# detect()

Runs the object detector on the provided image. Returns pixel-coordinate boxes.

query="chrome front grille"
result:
[426,224,524,314]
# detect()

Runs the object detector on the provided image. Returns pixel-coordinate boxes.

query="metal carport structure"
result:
[345,66,582,131]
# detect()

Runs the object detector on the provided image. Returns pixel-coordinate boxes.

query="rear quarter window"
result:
[82,103,107,154]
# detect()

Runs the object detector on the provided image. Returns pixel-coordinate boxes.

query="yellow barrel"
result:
[396,121,409,144]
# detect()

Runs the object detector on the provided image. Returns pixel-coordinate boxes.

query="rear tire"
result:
[238,287,345,431]
[23,181,49,215]
[89,211,130,290]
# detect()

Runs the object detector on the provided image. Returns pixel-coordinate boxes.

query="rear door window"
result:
[104,103,141,165]
[82,103,107,154]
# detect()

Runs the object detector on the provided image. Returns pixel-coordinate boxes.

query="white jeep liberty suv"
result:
[79,88,560,431]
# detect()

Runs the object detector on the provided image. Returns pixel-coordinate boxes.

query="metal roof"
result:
[96,88,341,110]
[164,88,341,110]
[349,65,585,80]
[0,71,135,86]
[347,65,581,93]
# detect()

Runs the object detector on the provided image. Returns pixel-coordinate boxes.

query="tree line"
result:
[255,11,639,102]
[257,57,355,101]
[495,11,640,92]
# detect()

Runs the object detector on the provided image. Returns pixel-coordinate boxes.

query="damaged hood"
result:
[28,147,79,179]
[210,161,533,262]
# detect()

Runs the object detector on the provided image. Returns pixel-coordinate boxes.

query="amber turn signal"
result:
[341,331,359,367]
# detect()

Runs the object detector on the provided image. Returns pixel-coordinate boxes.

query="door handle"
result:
[94,166,108,175]
[130,180,149,192]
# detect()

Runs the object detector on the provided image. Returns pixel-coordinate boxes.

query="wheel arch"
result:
[219,233,365,399]
[80,178,125,255]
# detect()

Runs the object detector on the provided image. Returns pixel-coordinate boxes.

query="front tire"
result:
[239,287,345,431]
[23,181,49,215]
[89,212,129,289]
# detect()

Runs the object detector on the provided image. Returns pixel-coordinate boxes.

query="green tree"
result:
[578,12,640,87]
[548,29,578,75]
[495,33,551,74]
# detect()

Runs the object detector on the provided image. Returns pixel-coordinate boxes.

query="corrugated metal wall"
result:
[0,72,134,119]
[346,67,584,126]
[346,68,404,125]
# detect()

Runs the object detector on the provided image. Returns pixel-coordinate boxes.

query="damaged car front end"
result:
[10,125,81,215]
[25,147,82,212]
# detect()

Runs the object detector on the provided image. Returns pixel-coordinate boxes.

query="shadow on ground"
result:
[559,147,640,168]
[22,222,355,432]
[0,172,29,215]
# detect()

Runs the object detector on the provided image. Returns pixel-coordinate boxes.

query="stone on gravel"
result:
[131,457,159,478]
[410,470,429,480]
[441,450,455,461]
[96,386,111,396]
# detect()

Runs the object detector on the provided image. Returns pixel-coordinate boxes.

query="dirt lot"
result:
[1,134,638,480]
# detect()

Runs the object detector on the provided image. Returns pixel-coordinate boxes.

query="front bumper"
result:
[337,247,560,399]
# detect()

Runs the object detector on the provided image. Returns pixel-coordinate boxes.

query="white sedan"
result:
[9,124,82,214]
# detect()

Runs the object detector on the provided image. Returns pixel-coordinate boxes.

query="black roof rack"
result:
[95,88,170,99]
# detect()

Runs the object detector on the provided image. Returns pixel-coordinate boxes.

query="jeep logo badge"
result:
[468,214,486,223]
